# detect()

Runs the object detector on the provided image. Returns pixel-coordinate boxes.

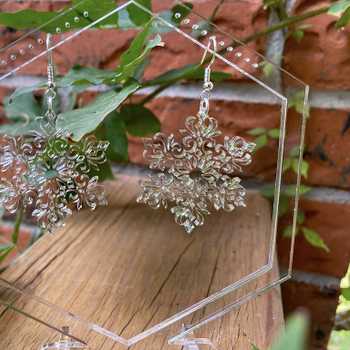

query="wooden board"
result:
[0,175,284,350]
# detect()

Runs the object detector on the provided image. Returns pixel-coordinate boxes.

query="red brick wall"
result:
[0,1,348,349]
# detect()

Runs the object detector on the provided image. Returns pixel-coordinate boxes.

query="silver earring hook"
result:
[200,36,217,68]
[199,36,217,119]
[45,33,57,121]
[46,33,55,89]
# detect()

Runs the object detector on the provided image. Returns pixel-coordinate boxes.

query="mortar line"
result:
[2,76,350,109]
[280,267,340,290]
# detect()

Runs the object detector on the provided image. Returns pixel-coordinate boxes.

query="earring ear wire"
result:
[199,36,218,119]
[46,34,55,89]
[45,34,57,122]
[200,35,217,68]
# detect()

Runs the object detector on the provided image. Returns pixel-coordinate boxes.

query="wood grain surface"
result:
[0,175,283,350]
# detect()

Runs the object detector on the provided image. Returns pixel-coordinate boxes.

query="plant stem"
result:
[209,0,225,21]
[11,206,23,246]
[241,6,329,44]
[140,82,173,105]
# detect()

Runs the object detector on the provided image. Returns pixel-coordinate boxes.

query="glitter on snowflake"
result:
[0,113,109,233]
[137,113,255,234]
[0,33,110,233]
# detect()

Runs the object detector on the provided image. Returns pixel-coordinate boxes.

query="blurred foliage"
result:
[253,312,309,350]
[329,265,350,349]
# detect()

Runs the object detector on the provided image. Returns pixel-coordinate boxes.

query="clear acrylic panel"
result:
[0,0,308,348]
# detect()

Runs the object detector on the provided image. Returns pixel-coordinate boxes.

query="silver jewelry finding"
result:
[0,34,109,233]
[137,36,256,234]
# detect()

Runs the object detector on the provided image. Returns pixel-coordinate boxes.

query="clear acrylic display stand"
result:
[0,0,309,348]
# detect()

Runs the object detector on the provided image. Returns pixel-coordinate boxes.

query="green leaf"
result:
[0,0,119,33]
[104,113,129,162]
[328,330,350,350]
[341,287,350,301]
[336,7,350,27]
[57,82,140,141]
[251,345,261,350]
[292,29,305,42]
[278,195,290,217]
[262,61,275,78]
[4,92,41,121]
[261,184,275,198]
[169,3,193,24]
[0,10,56,31]
[247,128,266,136]
[292,159,309,178]
[88,160,114,181]
[289,145,300,158]
[284,184,311,197]
[120,105,160,137]
[328,0,350,16]
[8,66,116,102]
[115,22,164,83]
[58,65,115,88]
[7,83,46,102]
[283,225,294,238]
[0,119,42,137]
[254,134,268,151]
[297,211,305,225]
[127,0,152,27]
[263,0,283,9]
[71,0,119,28]
[270,313,308,350]
[0,244,15,263]
[288,90,310,117]
[154,3,193,33]
[268,128,280,139]
[283,158,292,173]
[302,227,330,252]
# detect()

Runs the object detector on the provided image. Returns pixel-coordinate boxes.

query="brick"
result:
[0,1,68,12]
[279,198,350,278]
[284,0,350,90]
[282,279,339,350]
[303,108,350,189]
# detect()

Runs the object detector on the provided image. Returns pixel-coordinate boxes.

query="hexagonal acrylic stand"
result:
[0,1,309,349]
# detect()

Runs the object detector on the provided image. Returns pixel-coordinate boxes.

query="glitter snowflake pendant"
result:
[0,34,109,233]
[137,37,255,234]
[0,109,109,233]
[137,107,255,234]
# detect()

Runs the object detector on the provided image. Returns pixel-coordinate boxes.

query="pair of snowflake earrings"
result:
[0,34,254,235]
[137,36,256,234]
[0,34,109,233]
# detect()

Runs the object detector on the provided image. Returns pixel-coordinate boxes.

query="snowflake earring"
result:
[0,34,109,233]
[137,36,256,234]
